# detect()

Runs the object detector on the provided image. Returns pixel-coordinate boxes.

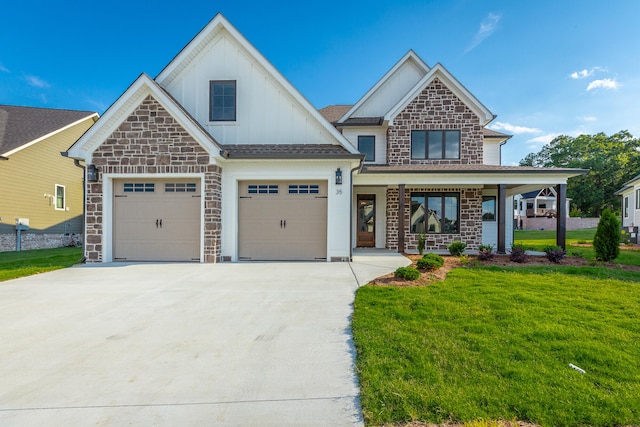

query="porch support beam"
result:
[556,184,567,250]
[398,184,405,253]
[497,184,507,254]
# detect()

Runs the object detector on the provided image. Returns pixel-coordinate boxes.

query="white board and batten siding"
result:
[341,127,387,165]
[483,140,502,166]
[350,58,427,118]
[162,30,337,146]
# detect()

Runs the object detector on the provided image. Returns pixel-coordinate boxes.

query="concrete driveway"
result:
[0,254,408,426]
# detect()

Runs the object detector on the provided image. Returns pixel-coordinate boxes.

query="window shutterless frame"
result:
[209,80,236,121]
[410,130,460,160]
[55,184,65,210]
[358,135,376,162]
[410,192,460,234]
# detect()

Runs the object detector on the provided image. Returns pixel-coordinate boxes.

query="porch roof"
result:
[360,164,586,174]
[219,144,365,160]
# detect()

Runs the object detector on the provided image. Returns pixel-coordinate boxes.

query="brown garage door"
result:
[238,181,327,261]
[113,178,201,262]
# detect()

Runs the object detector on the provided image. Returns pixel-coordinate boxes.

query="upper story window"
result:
[209,80,236,121]
[411,130,460,160]
[358,135,375,162]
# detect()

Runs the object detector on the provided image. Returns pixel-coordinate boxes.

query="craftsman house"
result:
[66,14,583,263]
[0,105,98,251]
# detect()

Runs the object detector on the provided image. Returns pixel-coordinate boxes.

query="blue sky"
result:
[1,0,638,165]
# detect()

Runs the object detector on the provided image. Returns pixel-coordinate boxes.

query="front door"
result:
[357,194,375,247]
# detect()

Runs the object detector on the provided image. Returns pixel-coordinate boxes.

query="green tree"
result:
[593,209,620,262]
[520,131,640,216]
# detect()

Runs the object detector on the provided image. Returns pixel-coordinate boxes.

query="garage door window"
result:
[288,184,320,194]
[248,184,279,194]
[165,183,197,193]
[124,183,155,193]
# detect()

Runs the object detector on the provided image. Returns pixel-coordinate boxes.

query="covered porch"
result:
[352,165,586,254]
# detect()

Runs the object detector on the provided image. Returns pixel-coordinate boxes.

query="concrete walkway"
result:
[0,254,408,426]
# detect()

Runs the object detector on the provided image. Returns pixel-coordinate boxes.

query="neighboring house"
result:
[514,187,571,229]
[66,14,584,263]
[616,174,640,228]
[0,105,99,251]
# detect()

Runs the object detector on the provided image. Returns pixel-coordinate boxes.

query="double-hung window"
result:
[410,192,460,234]
[209,80,236,121]
[636,189,640,209]
[358,135,375,162]
[411,130,460,159]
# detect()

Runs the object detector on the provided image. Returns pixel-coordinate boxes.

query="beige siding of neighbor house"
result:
[0,117,95,237]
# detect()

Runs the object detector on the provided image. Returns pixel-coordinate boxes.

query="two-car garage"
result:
[111,178,328,262]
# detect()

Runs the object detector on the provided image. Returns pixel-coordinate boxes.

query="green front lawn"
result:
[0,247,83,282]
[353,266,640,426]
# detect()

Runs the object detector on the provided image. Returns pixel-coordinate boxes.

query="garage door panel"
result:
[238,181,327,261]
[114,179,201,262]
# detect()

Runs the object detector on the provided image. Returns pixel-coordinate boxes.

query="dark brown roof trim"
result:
[337,117,384,126]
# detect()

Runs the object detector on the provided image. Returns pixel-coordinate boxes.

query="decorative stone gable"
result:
[85,95,222,263]
[387,78,484,165]
[386,186,482,252]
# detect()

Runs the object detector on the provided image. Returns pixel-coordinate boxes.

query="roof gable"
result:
[155,14,357,154]
[66,74,221,162]
[337,51,430,123]
[385,63,494,126]
[0,105,97,157]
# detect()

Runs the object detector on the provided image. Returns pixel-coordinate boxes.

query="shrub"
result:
[417,234,426,255]
[394,266,421,281]
[543,245,567,263]
[593,209,620,262]
[477,244,494,261]
[448,241,467,256]
[417,253,445,271]
[510,243,529,263]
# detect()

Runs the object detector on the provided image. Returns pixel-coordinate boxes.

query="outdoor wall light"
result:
[335,168,343,185]
[87,164,99,182]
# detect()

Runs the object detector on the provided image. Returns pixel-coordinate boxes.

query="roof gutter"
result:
[0,155,8,160]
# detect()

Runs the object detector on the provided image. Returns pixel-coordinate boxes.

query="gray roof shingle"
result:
[220,144,363,159]
[0,105,97,155]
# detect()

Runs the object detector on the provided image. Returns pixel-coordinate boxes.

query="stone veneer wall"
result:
[0,233,83,252]
[386,187,482,252]
[86,95,222,263]
[387,78,484,166]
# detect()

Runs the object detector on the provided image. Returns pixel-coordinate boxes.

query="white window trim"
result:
[55,184,66,211]
[624,196,629,218]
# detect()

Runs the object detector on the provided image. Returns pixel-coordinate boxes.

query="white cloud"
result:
[465,13,502,52]
[528,133,560,144]
[0,63,9,73]
[569,66,604,79]
[581,116,597,122]
[490,121,542,134]
[587,78,620,91]
[24,75,51,88]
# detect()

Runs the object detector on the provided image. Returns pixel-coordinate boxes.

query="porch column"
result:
[497,184,507,254]
[398,184,405,253]
[556,184,567,250]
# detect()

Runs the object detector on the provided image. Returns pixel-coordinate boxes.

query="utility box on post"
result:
[15,218,29,251]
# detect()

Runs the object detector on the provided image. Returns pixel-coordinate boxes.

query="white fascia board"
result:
[337,50,431,124]
[2,113,99,157]
[155,14,358,155]
[353,172,574,187]
[66,74,222,163]
[385,63,494,126]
